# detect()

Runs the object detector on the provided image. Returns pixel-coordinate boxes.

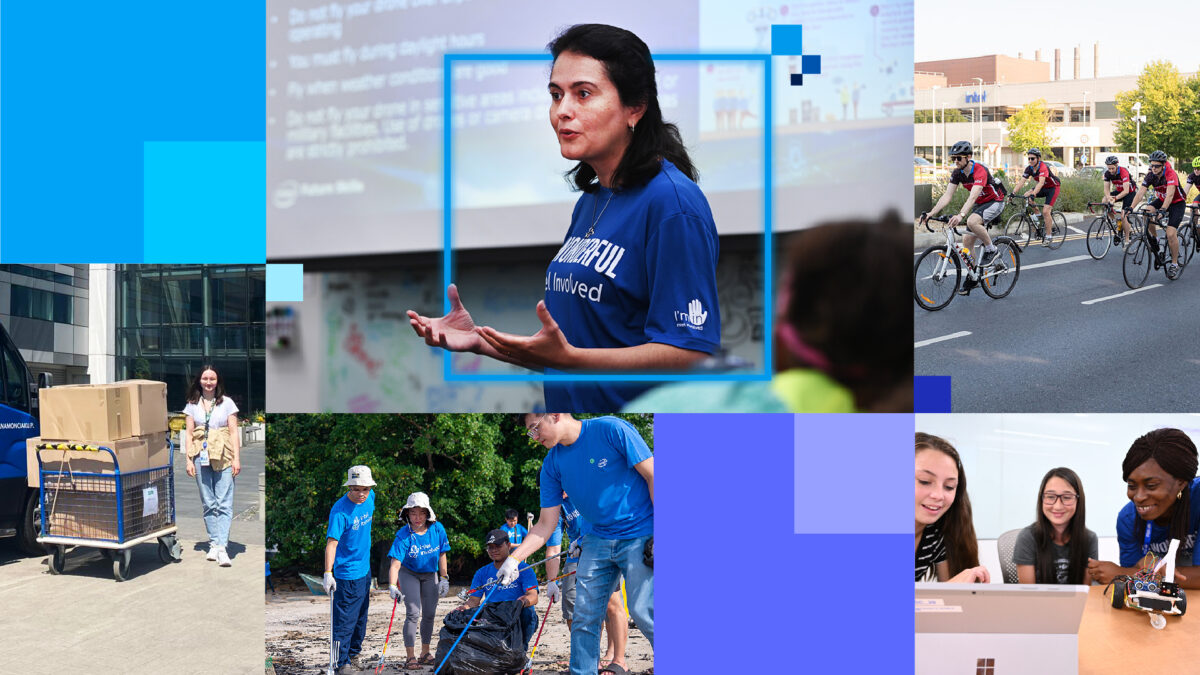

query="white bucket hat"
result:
[400,491,437,523]
[343,465,377,487]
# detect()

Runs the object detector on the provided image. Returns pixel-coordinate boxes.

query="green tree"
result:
[265,413,653,580]
[1006,99,1057,161]
[1114,61,1199,163]
[915,108,967,124]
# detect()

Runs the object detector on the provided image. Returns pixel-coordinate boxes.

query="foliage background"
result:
[1114,61,1200,165]
[265,413,654,582]
[929,174,1104,222]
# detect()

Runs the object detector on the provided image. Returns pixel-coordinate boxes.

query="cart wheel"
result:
[158,536,182,563]
[1150,613,1166,630]
[48,545,67,575]
[113,548,132,582]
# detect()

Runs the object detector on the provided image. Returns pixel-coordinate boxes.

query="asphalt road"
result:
[915,230,1200,411]
[0,440,266,674]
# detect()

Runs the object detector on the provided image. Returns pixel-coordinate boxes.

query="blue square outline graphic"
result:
[442,52,773,383]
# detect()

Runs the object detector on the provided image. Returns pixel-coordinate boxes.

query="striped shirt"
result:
[916,521,947,582]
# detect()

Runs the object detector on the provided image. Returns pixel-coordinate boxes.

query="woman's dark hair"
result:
[1122,428,1198,545]
[1032,467,1089,584]
[185,365,225,405]
[548,24,697,192]
[778,212,913,411]
[402,507,431,527]
[915,432,980,576]
[504,508,520,521]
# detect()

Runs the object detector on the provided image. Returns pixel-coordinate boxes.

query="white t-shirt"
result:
[183,397,239,431]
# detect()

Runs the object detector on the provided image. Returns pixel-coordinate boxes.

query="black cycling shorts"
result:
[1149,199,1185,229]
[1032,183,1060,206]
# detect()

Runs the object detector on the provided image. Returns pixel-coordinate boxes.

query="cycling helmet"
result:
[1149,150,1168,163]
[1105,155,1120,166]
[949,140,973,157]
[1191,156,1200,169]
[1026,148,1042,158]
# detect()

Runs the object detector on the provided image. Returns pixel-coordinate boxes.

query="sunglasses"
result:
[1027,156,1039,161]
[951,156,968,162]
[1150,163,1164,169]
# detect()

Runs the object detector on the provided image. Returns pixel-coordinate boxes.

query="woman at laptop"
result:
[916,433,990,583]
[1014,468,1098,584]
[1086,428,1200,589]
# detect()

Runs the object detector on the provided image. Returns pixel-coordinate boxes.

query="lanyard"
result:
[1143,519,1154,556]
[201,398,216,450]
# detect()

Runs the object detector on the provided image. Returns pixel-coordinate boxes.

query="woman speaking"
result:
[408,24,721,411]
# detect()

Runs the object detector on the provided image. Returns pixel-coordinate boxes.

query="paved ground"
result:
[915,224,1200,411]
[0,441,266,675]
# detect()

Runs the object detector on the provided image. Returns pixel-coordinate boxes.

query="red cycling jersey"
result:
[1104,166,1134,194]
[1144,163,1186,205]
[949,160,1004,204]
[1023,161,1060,188]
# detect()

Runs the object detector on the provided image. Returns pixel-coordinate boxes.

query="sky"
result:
[916,0,1199,78]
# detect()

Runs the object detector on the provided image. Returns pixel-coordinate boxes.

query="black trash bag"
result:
[433,600,528,675]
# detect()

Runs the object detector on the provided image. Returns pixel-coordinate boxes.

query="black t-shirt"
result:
[916,521,947,582]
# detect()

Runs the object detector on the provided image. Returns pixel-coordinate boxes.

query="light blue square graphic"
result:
[266,264,304,301]
[144,141,266,263]
[770,24,804,55]
[795,414,912,534]
[442,52,772,383]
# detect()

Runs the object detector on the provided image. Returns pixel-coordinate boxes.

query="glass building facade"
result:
[116,265,265,414]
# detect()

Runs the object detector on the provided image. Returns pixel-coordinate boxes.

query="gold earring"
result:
[1179,490,1184,499]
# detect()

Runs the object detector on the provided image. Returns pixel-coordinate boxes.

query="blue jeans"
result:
[520,604,538,652]
[570,534,653,675]
[196,464,234,547]
[334,573,372,667]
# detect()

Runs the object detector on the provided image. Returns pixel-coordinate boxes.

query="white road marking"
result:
[1081,284,1163,305]
[1068,225,1086,235]
[1020,254,1092,271]
[915,331,972,348]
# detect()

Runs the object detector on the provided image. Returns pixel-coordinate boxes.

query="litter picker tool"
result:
[374,596,399,674]
[435,583,496,675]
[456,549,570,600]
[520,597,555,675]
[327,591,339,675]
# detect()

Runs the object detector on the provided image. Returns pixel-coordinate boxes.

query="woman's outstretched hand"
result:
[477,301,575,369]
[407,284,482,353]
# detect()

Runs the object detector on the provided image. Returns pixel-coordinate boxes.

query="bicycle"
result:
[1084,201,1136,260]
[914,213,1021,311]
[1121,207,1195,288]
[1004,195,1067,250]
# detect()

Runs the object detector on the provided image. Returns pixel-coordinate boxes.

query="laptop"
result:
[915,583,1088,675]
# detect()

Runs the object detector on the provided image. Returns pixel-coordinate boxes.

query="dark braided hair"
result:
[1122,428,1198,545]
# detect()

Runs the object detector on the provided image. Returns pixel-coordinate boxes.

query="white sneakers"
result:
[207,544,232,566]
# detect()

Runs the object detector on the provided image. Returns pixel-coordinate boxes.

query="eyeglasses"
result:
[526,415,547,439]
[1150,163,1164,169]
[1042,492,1077,506]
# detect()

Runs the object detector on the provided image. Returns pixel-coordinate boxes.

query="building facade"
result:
[0,265,90,386]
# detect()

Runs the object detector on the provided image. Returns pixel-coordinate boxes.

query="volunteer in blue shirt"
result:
[502,414,653,675]
[386,491,451,670]
[1087,428,1200,589]
[323,465,377,675]
[544,492,630,675]
[454,529,541,651]
[407,24,721,411]
[500,508,528,545]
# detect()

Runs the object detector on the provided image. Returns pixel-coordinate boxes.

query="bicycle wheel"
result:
[980,236,1021,299]
[1122,237,1152,289]
[914,245,961,311]
[1085,217,1112,259]
[1047,212,1068,250]
[1174,227,1194,277]
[1004,213,1031,250]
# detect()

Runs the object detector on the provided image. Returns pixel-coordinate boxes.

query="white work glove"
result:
[437,578,449,597]
[568,539,582,559]
[389,584,403,602]
[497,557,521,586]
[546,580,560,603]
[323,572,337,594]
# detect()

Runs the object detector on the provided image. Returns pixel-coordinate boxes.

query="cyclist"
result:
[1130,150,1186,277]
[920,140,1006,294]
[1101,155,1136,246]
[1187,156,1200,206]
[1011,148,1059,246]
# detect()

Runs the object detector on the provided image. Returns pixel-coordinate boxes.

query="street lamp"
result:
[972,77,983,152]
[941,103,947,174]
[931,85,940,171]
[1082,90,1090,166]
[1132,101,1144,167]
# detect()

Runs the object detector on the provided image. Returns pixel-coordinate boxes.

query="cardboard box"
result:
[39,384,131,443]
[27,433,170,488]
[115,380,168,435]
[42,489,119,541]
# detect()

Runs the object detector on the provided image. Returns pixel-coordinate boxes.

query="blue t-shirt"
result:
[388,521,451,574]
[561,495,589,542]
[327,491,375,580]
[469,562,538,604]
[543,159,721,412]
[539,417,653,540]
[1117,477,1200,567]
[499,523,527,545]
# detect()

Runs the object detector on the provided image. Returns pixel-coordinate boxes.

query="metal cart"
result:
[35,440,182,581]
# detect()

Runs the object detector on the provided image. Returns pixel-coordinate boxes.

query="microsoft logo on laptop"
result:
[976,658,995,675]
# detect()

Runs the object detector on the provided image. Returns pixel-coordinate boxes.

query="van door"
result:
[0,325,39,537]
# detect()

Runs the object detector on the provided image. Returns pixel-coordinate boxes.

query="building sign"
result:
[965,92,987,104]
